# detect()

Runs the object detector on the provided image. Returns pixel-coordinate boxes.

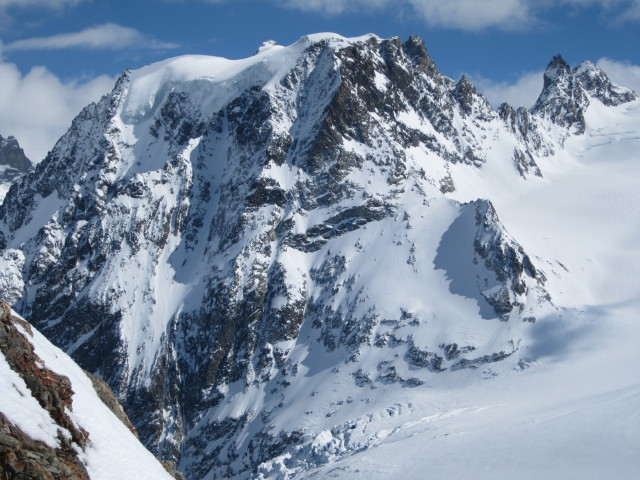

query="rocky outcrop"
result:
[471,200,548,319]
[531,55,590,134]
[0,412,89,480]
[0,302,90,479]
[0,135,31,178]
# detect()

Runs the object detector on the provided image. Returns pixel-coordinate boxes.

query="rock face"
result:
[0,411,89,480]
[0,34,635,479]
[0,135,32,203]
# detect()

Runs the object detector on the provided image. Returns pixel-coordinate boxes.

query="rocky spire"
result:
[0,134,33,203]
[573,60,637,106]
[531,54,589,134]
[452,74,493,119]
[542,54,572,90]
[0,135,31,172]
[531,54,636,134]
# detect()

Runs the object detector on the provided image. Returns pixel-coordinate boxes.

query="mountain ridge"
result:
[0,33,638,479]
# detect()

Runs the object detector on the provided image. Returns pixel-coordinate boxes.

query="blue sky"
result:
[1,0,640,161]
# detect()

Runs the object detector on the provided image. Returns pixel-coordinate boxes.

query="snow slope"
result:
[0,309,175,480]
[295,305,640,480]
[282,86,640,480]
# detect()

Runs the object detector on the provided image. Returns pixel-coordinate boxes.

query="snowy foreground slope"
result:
[0,305,176,479]
[0,33,639,478]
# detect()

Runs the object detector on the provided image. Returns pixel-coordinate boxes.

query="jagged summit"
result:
[0,134,32,203]
[574,59,637,105]
[531,54,636,133]
[453,74,494,119]
[542,54,572,88]
[0,34,638,479]
[118,33,421,125]
[0,135,31,172]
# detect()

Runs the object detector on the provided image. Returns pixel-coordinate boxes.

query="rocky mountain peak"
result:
[542,54,572,89]
[0,135,31,172]
[402,34,440,77]
[0,134,32,203]
[452,74,493,119]
[532,54,589,133]
[573,60,637,106]
[531,54,636,134]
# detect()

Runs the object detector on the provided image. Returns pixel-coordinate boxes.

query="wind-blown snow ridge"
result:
[122,33,379,124]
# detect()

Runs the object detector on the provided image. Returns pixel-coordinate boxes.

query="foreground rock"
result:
[0,302,179,479]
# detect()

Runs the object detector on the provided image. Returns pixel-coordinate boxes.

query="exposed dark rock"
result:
[0,135,31,173]
[286,201,389,252]
[472,200,546,318]
[162,461,187,480]
[531,55,636,135]
[442,343,476,361]
[0,303,89,448]
[0,135,32,202]
[0,412,90,480]
[453,75,493,121]
[531,55,588,134]
[0,302,89,479]
[574,61,637,106]
[452,350,512,370]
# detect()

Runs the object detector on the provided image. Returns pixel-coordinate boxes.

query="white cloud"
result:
[0,59,114,162]
[0,0,84,8]
[279,0,389,15]
[596,58,640,94]
[408,0,530,31]
[279,0,530,28]
[3,23,178,52]
[276,0,640,30]
[617,0,640,20]
[472,71,544,109]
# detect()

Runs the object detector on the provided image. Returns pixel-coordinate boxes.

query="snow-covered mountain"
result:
[0,33,638,479]
[0,303,180,479]
[0,134,32,203]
